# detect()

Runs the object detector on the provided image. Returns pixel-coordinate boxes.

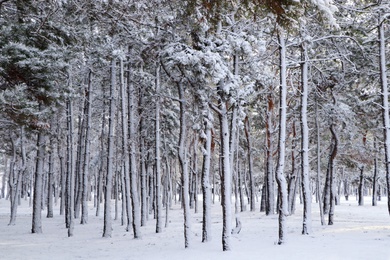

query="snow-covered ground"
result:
[0,196,389,260]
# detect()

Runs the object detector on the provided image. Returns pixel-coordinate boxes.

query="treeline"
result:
[0,0,389,251]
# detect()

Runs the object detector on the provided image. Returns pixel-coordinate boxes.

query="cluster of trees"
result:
[0,0,389,251]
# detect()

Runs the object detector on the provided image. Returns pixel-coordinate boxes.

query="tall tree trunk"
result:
[119,57,132,232]
[177,82,191,248]
[74,105,85,219]
[287,121,298,215]
[315,94,325,225]
[328,122,338,225]
[155,57,163,233]
[216,85,232,251]
[379,16,390,215]
[96,87,107,217]
[47,135,54,218]
[32,108,47,234]
[300,39,312,234]
[103,58,117,238]
[8,131,23,226]
[372,137,378,206]
[244,116,256,212]
[81,70,93,224]
[265,93,275,215]
[66,100,75,237]
[127,54,141,238]
[201,106,213,242]
[139,86,148,226]
[275,29,289,245]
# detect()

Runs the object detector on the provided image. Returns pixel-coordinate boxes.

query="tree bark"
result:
[32,109,47,234]
[119,57,132,232]
[103,58,117,238]
[177,82,191,248]
[155,58,163,233]
[265,93,275,215]
[372,137,378,206]
[66,99,75,237]
[127,53,142,238]
[201,106,213,242]
[81,69,93,224]
[378,16,390,215]
[244,116,256,211]
[300,39,312,234]
[328,123,338,225]
[275,29,289,244]
[216,85,232,251]
[358,166,364,206]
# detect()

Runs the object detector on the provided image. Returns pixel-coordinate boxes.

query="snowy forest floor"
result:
[0,196,389,260]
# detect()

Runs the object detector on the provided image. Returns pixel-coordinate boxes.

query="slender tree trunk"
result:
[177,82,191,248]
[328,123,338,225]
[1,155,7,199]
[103,58,117,238]
[265,93,275,215]
[275,29,289,245]
[378,16,390,215]
[216,85,232,251]
[139,86,148,226]
[96,88,107,217]
[373,137,378,206]
[127,54,141,238]
[74,104,85,219]
[155,57,163,233]
[287,121,297,215]
[32,112,47,234]
[300,39,312,234]
[9,131,23,226]
[47,135,54,218]
[119,57,132,231]
[201,106,213,242]
[244,116,256,211]
[66,100,75,237]
[81,70,93,224]
[315,94,325,225]
[358,166,364,206]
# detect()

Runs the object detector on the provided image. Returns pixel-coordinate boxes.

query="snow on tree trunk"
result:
[8,132,22,226]
[103,58,117,238]
[315,94,325,225]
[328,122,338,225]
[47,135,54,219]
[300,40,312,234]
[155,59,163,233]
[201,107,213,242]
[81,70,93,225]
[217,86,232,251]
[265,93,275,215]
[138,85,148,226]
[96,87,107,217]
[127,54,142,238]
[119,57,132,232]
[177,82,191,248]
[373,137,378,206]
[244,116,256,212]
[275,29,289,245]
[66,99,75,237]
[32,107,47,234]
[378,17,390,215]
